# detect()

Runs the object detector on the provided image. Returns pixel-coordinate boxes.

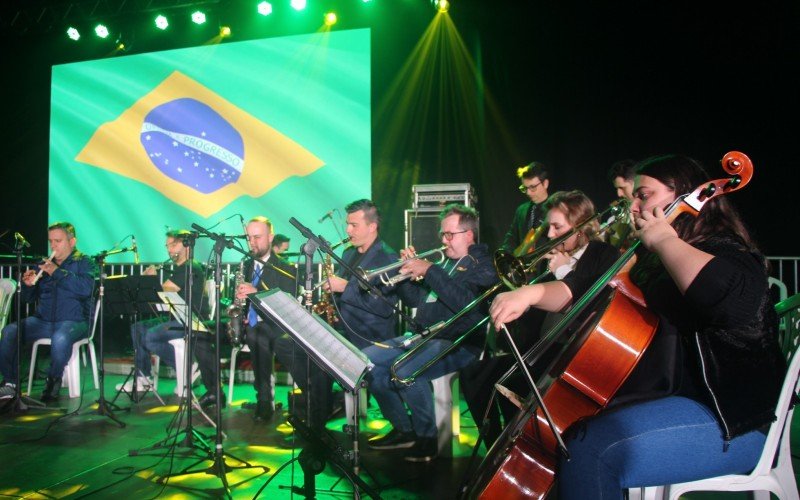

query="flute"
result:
[30,251,57,285]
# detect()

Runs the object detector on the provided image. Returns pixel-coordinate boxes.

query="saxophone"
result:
[226,258,246,347]
[313,253,338,324]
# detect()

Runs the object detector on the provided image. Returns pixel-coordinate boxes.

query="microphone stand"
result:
[155,224,268,496]
[83,247,132,427]
[6,242,47,414]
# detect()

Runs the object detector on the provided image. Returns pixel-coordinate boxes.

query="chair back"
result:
[0,278,17,331]
[749,292,800,478]
[87,297,102,342]
[205,278,217,318]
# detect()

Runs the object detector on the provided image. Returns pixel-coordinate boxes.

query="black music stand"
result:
[250,289,380,500]
[106,274,164,405]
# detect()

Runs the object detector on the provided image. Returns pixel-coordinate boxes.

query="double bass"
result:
[465,151,754,499]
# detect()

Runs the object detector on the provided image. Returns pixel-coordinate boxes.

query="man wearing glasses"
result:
[501,161,551,253]
[363,204,498,462]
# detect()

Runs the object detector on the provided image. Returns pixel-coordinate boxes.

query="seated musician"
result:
[462,191,619,447]
[606,158,637,248]
[234,216,296,421]
[0,222,98,402]
[274,199,401,432]
[363,204,498,462]
[119,229,218,402]
[490,155,784,499]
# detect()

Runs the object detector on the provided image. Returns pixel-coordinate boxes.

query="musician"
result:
[490,155,785,499]
[606,158,637,248]
[274,199,400,433]
[363,204,498,462]
[323,198,401,349]
[235,216,296,421]
[0,222,98,402]
[500,161,551,253]
[120,230,212,399]
[467,191,619,446]
[271,233,290,257]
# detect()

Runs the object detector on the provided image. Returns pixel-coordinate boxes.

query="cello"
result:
[464,151,754,499]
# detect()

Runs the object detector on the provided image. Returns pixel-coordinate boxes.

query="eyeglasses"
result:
[518,182,543,194]
[439,230,468,241]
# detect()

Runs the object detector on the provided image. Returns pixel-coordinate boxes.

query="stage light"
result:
[191,11,207,24]
[434,0,449,12]
[66,27,80,41]
[155,15,169,30]
[324,12,337,26]
[257,1,273,16]
[220,26,232,37]
[95,24,109,38]
[290,0,307,11]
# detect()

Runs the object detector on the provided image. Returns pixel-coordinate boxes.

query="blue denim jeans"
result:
[130,318,184,376]
[558,396,766,499]
[1,316,88,384]
[363,337,478,438]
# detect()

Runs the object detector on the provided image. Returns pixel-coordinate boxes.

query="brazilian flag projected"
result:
[50,29,371,262]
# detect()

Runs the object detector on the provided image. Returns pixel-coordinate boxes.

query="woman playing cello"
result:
[489,154,785,498]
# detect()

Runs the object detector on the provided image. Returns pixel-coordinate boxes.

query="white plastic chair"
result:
[152,278,214,395]
[630,292,800,500]
[227,343,250,405]
[27,298,100,399]
[0,278,16,332]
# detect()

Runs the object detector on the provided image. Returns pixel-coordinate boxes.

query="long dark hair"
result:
[636,154,755,249]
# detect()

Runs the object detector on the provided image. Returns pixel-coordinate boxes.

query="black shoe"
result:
[253,401,274,422]
[198,392,226,409]
[41,377,62,402]
[404,437,438,462]
[368,429,417,450]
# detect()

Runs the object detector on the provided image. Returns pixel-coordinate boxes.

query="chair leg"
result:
[228,347,240,406]
[64,344,81,398]
[89,342,99,389]
[27,343,40,396]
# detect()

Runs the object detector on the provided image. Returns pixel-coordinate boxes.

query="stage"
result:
[0,363,480,499]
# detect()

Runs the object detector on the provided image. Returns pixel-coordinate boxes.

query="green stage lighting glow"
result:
[191,11,207,24]
[436,0,449,13]
[324,12,337,26]
[257,1,273,16]
[155,15,169,30]
[67,27,80,41]
[290,0,307,11]
[94,24,109,38]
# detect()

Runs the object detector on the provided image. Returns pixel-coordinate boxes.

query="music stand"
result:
[106,275,164,405]
[251,289,380,500]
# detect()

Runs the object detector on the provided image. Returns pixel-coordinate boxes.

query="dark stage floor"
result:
[0,357,483,499]
[1,357,798,499]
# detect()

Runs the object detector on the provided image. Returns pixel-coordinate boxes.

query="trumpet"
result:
[494,199,629,289]
[359,246,447,287]
[30,251,57,285]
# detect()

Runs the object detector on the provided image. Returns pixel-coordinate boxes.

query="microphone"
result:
[131,235,140,264]
[14,232,30,248]
[401,320,445,348]
[318,210,334,223]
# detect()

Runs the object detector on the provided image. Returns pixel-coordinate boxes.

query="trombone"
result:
[493,198,629,289]
[357,246,446,287]
[389,199,630,386]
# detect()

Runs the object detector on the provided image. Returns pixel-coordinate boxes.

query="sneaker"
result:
[115,375,154,392]
[0,383,16,400]
[368,428,417,450]
[404,437,438,462]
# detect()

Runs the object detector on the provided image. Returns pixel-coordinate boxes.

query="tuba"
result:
[226,258,246,347]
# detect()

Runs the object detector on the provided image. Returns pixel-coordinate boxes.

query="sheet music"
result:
[252,289,372,392]
[157,291,209,333]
